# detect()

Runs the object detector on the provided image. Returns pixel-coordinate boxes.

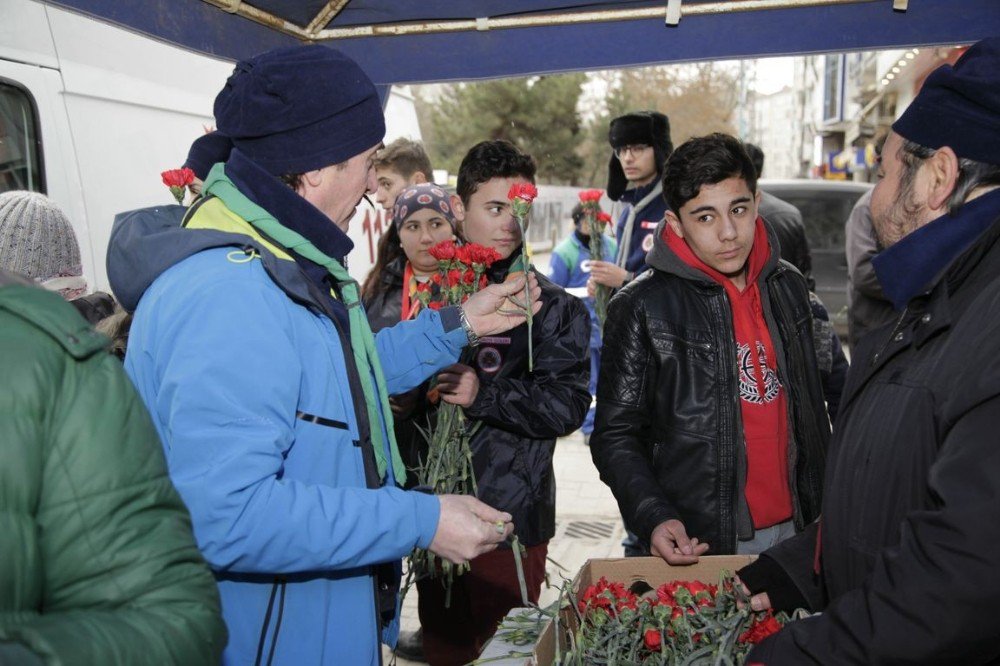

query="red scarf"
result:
[400,262,423,322]
[665,218,792,528]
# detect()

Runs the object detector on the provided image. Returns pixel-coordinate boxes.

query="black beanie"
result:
[606,111,673,200]
[893,37,1000,166]
[183,131,234,180]
[214,45,385,175]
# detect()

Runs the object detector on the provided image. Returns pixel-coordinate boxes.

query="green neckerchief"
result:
[507,252,529,275]
[202,166,407,484]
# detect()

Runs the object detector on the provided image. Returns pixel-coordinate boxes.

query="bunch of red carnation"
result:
[415,241,502,310]
[576,189,614,332]
[406,240,503,594]
[567,574,793,663]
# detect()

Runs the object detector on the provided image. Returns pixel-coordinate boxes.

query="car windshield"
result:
[763,187,867,250]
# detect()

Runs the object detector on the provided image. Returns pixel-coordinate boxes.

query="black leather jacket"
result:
[464,251,591,546]
[742,211,1000,665]
[363,256,405,334]
[364,251,591,544]
[591,220,831,554]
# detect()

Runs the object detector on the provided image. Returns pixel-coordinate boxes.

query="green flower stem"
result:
[513,213,534,372]
[587,214,610,335]
[511,535,529,607]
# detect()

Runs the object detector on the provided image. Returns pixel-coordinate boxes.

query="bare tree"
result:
[579,63,740,187]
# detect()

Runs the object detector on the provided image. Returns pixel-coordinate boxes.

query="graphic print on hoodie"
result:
[665,218,793,529]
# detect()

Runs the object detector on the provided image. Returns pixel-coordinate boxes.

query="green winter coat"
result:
[0,273,226,665]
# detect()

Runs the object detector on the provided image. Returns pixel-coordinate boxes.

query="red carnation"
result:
[463,268,476,285]
[161,167,196,204]
[596,211,612,223]
[739,614,783,644]
[454,244,472,266]
[643,628,662,651]
[578,189,603,203]
[161,168,195,188]
[447,269,463,288]
[429,240,458,262]
[474,245,502,267]
[507,182,538,203]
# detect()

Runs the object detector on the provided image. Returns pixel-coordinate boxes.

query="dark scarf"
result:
[874,188,1000,310]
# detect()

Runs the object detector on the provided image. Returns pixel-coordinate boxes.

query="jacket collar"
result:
[645,216,781,287]
[486,245,526,282]
[225,148,355,263]
[620,178,661,206]
[873,187,1000,310]
[380,255,406,289]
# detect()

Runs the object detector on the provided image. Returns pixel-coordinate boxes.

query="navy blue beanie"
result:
[893,37,1000,166]
[183,131,233,180]
[214,45,385,175]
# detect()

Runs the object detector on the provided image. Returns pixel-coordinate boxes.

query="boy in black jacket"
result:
[416,140,591,666]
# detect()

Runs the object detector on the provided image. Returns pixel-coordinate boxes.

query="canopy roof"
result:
[48,0,1000,83]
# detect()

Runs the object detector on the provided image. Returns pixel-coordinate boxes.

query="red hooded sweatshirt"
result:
[665,218,792,529]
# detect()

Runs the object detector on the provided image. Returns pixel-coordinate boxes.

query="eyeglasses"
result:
[614,144,651,159]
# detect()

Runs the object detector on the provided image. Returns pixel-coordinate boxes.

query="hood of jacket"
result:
[645,215,784,287]
[108,150,354,313]
[107,203,234,312]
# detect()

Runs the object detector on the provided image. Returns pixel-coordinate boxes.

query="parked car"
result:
[758,179,873,343]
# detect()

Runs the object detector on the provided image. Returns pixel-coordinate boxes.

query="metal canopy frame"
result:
[43,0,1000,85]
[198,0,886,41]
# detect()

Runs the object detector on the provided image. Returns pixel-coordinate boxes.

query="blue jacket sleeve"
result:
[548,254,570,287]
[375,308,466,395]
[141,276,440,574]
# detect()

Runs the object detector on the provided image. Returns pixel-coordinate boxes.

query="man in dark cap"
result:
[739,37,1000,664]
[588,111,672,294]
[107,45,540,666]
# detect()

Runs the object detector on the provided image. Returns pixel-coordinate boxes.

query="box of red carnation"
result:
[532,555,777,665]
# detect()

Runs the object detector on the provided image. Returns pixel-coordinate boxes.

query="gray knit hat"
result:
[0,191,85,298]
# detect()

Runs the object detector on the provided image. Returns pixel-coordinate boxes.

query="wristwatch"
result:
[459,307,480,347]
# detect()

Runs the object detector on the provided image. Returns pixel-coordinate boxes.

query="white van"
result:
[0,0,235,291]
[0,0,428,291]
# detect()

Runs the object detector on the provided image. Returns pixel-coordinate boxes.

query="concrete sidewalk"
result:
[384,428,625,664]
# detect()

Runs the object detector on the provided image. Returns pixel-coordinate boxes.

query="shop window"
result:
[822,55,845,123]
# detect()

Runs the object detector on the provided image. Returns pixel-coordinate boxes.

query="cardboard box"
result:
[532,555,754,665]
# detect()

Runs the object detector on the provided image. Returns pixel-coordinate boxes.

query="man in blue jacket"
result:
[108,46,539,666]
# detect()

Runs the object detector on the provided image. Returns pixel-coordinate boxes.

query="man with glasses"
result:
[588,111,673,294]
[587,110,672,558]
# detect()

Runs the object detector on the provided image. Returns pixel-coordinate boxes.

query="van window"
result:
[0,82,44,194]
